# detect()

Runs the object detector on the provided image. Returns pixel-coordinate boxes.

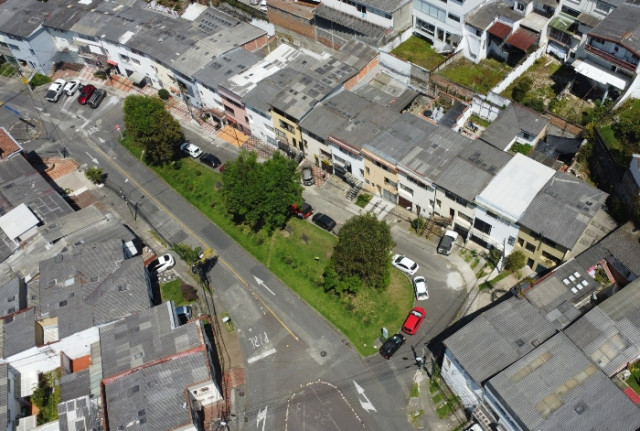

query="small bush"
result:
[180,283,198,302]
[355,193,372,208]
[511,77,532,102]
[158,88,170,100]
[411,217,426,231]
[94,71,107,80]
[29,73,52,88]
[524,97,546,113]
[510,142,532,155]
[85,167,103,184]
[505,250,525,272]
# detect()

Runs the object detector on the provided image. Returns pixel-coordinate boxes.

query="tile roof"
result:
[58,395,101,431]
[488,22,513,39]
[60,369,91,403]
[443,296,556,383]
[0,277,25,318]
[102,347,214,431]
[466,2,523,29]
[574,221,640,277]
[518,171,608,249]
[193,47,262,91]
[268,0,316,19]
[38,239,151,338]
[589,3,640,55]
[480,103,549,151]
[486,332,640,431]
[353,72,419,112]
[564,278,640,376]
[0,128,22,160]
[0,0,63,38]
[0,363,6,430]
[99,303,204,380]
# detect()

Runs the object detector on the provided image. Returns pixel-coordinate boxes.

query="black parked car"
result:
[312,212,336,232]
[379,333,405,359]
[87,89,106,108]
[200,153,221,168]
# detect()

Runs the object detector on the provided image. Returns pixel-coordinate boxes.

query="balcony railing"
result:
[585,44,638,72]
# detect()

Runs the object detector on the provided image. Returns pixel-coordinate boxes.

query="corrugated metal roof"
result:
[506,27,539,51]
[488,21,512,39]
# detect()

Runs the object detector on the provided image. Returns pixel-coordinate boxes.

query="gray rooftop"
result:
[354,72,419,112]
[300,91,401,151]
[480,103,549,150]
[0,276,25,318]
[271,58,357,121]
[99,302,204,379]
[518,171,608,250]
[243,67,307,114]
[39,205,111,243]
[466,1,523,29]
[333,40,379,72]
[564,277,640,376]
[344,0,409,13]
[58,395,102,431]
[485,332,640,431]
[589,3,640,55]
[524,259,599,329]
[103,347,213,431]
[575,221,640,278]
[0,0,62,38]
[38,239,150,338]
[434,140,512,202]
[60,369,91,403]
[365,113,472,181]
[0,364,6,430]
[444,296,557,384]
[313,4,388,40]
[1,307,35,358]
[193,47,262,91]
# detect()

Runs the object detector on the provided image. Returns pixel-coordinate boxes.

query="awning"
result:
[128,72,146,85]
[488,22,512,39]
[505,28,538,51]
[106,59,118,66]
[572,59,627,89]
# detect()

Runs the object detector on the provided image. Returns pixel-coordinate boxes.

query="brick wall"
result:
[344,56,379,90]
[241,34,270,52]
[429,74,475,102]
[269,9,315,40]
[545,112,584,137]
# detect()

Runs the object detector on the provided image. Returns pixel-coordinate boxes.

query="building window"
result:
[525,242,536,252]
[357,4,367,13]
[595,0,612,12]
[131,58,141,65]
[416,18,436,36]
[473,218,492,235]
[517,3,525,11]
[459,213,472,223]
[517,238,525,247]
[400,184,414,196]
[507,236,516,246]
[475,29,482,37]
[120,54,131,62]
[416,0,447,22]
[448,13,460,22]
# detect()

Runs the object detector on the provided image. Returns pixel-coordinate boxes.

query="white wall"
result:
[472,206,520,255]
[0,27,57,74]
[321,0,395,29]
[197,82,224,112]
[397,171,434,214]
[491,44,548,94]
[441,350,484,409]
[332,144,365,182]
[247,106,276,146]
[471,93,511,122]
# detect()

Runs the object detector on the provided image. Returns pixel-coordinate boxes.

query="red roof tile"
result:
[505,28,538,51]
[624,387,640,405]
[488,22,512,40]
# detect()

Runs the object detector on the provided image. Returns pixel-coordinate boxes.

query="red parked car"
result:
[290,202,313,219]
[402,307,426,335]
[77,84,96,105]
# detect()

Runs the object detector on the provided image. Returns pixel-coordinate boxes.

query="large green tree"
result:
[123,95,183,165]
[325,213,395,292]
[222,151,302,233]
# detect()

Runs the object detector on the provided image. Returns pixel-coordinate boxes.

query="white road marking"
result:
[253,275,276,295]
[257,406,267,431]
[85,152,99,164]
[353,380,377,413]
[247,348,276,364]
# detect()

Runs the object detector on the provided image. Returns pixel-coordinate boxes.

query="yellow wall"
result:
[515,227,567,272]
[271,110,304,151]
[362,148,398,196]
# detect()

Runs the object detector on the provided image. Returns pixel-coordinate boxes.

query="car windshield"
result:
[395,256,404,264]
[411,310,423,318]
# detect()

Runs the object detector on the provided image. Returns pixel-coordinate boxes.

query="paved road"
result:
[0,75,472,430]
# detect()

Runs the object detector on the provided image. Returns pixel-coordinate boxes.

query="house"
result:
[99,303,222,431]
[479,103,550,152]
[465,2,524,63]
[515,171,612,272]
[300,91,401,181]
[574,2,640,98]
[414,0,485,54]
[472,153,555,254]
[0,308,36,359]
[0,277,26,319]
[441,296,557,410]
[37,239,151,342]
[0,128,24,161]
[483,332,640,431]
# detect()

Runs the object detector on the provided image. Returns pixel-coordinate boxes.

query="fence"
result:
[491,43,548,94]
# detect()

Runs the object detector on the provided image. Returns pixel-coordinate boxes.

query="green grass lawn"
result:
[627,370,640,394]
[391,35,446,71]
[160,279,191,306]
[438,58,511,94]
[0,63,17,77]
[502,56,563,102]
[125,140,413,355]
[597,125,630,168]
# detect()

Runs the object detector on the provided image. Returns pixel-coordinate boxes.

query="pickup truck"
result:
[45,79,66,102]
[437,230,459,255]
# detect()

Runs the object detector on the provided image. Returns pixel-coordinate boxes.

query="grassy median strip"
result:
[124,143,413,355]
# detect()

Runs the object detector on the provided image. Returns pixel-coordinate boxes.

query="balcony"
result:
[585,44,639,72]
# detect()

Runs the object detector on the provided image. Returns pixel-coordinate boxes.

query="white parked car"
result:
[63,79,81,96]
[392,254,419,275]
[413,276,429,301]
[147,254,175,273]
[45,79,66,102]
[180,141,203,158]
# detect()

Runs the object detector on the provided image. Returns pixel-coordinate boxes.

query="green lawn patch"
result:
[469,114,490,128]
[438,58,511,94]
[126,142,413,356]
[429,379,440,393]
[479,270,511,290]
[510,142,532,156]
[432,393,443,404]
[470,258,479,269]
[391,35,446,71]
[436,403,453,419]
[355,193,372,208]
[160,279,194,306]
[0,63,17,77]
[627,370,640,394]
[410,383,420,398]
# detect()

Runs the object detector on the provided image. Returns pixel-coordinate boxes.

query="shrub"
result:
[524,97,546,113]
[158,88,170,100]
[411,217,426,231]
[85,167,103,184]
[505,250,525,272]
[180,283,198,302]
[511,77,532,102]
[29,73,51,88]
[94,71,107,80]
[510,142,532,155]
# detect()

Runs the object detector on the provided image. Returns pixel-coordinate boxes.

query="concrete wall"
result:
[471,93,512,122]
[491,44,548,94]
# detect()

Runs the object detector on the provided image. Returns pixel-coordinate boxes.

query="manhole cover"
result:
[320,351,326,357]
[239,391,245,397]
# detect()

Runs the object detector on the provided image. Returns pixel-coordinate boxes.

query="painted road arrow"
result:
[353,380,377,413]
[253,276,276,295]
